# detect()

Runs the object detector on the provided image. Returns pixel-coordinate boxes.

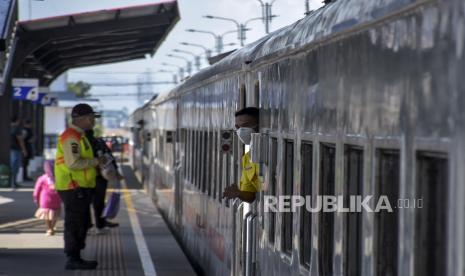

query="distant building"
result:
[43,75,101,159]
[101,109,129,130]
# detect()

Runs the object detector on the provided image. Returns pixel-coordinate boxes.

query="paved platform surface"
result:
[0,165,197,276]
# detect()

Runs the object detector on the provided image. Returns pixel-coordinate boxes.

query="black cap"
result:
[71,103,101,118]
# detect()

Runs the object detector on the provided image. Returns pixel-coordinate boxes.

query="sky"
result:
[20,0,324,113]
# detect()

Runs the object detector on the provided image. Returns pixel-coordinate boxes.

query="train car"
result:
[131,0,465,275]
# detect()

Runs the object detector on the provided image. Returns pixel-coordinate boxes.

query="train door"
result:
[232,80,260,276]
[174,102,183,230]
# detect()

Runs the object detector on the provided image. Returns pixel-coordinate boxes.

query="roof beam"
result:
[50,28,164,48]
[46,49,148,72]
[22,13,173,41]
[35,39,158,64]
[54,42,155,60]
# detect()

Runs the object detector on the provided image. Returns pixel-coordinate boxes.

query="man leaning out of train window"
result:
[222,107,261,203]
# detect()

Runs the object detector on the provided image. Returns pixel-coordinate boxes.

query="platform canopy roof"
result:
[8,0,179,86]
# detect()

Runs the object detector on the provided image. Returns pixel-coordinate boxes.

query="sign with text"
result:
[42,95,58,106]
[34,87,51,105]
[12,78,39,101]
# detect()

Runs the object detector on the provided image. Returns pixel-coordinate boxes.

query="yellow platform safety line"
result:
[118,180,157,276]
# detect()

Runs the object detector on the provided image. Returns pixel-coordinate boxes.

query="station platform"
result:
[0,165,197,276]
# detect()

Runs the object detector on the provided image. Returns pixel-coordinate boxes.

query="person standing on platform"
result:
[222,107,261,203]
[33,160,61,236]
[54,103,106,270]
[10,117,27,188]
[22,119,34,181]
[85,129,121,233]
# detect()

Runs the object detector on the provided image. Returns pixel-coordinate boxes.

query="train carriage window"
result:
[143,130,151,158]
[187,130,194,183]
[268,137,278,244]
[195,131,200,189]
[345,146,363,276]
[192,130,196,185]
[207,131,213,197]
[212,132,218,200]
[282,140,294,255]
[319,144,336,276]
[375,150,400,276]
[300,142,312,267]
[414,152,448,276]
[198,131,202,190]
[233,131,239,191]
[202,131,208,193]
[191,130,195,182]
[184,130,188,180]
[217,132,224,202]
[180,129,186,179]
[190,130,195,184]
[217,132,221,200]
[239,84,246,109]
[159,132,164,162]
[183,130,188,181]
[224,149,231,206]
[254,81,260,107]
[212,131,216,198]
[198,131,203,190]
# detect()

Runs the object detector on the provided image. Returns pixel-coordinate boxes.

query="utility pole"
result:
[181,42,212,58]
[257,0,277,34]
[186,29,237,54]
[204,15,262,47]
[173,49,201,71]
[156,69,178,85]
[305,0,311,15]
[162,62,185,80]
[167,54,192,75]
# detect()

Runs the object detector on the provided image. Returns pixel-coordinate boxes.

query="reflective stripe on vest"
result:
[54,128,96,191]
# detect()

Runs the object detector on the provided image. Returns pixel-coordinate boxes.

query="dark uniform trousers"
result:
[58,188,94,258]
[93,175,108,229]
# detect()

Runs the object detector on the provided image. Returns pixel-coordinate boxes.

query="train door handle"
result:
[242,211,255,276]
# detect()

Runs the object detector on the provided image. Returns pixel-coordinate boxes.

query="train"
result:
[129,0,465,275]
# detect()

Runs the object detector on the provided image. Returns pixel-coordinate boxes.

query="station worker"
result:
[55,103,105,270]
[223,107,261,203]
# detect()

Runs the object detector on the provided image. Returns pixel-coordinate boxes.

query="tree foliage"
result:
[67,81,92,98]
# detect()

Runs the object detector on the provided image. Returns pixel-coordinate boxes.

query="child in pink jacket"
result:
[33,160,62,236]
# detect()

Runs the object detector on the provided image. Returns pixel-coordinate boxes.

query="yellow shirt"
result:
[239,151,260,193]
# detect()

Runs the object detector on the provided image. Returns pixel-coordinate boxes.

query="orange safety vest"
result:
[54,128,96,190]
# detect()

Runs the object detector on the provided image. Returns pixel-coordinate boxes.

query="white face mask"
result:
[236,127,254,145]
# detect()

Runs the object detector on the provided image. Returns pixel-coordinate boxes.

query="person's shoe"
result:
[103,220,119,228]
[95,228,109,235]
[45,229,53,236]
[65,258,98,270]
[79,258,98,267]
